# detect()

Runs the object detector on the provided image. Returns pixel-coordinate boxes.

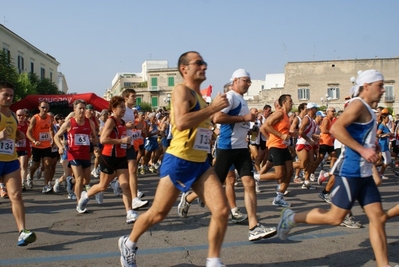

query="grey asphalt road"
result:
[1,165,399,267]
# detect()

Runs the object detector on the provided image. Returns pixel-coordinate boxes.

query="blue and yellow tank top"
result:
[333,97,376,178]
[0,111,18,161]
[167,85,211,162]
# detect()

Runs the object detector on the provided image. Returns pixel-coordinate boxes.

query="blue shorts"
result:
[69,159,91,169]
[331,175,381,210]
[160,153,211,193]
[144,138,159,152]
[0,160,20,176]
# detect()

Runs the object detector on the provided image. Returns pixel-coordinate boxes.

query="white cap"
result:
[349,69,384,97]
[230,69,250,83]
[306,102,318,109]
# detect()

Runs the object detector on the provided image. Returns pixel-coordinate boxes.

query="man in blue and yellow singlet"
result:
[117,51,230,267]
[0,81,36,246]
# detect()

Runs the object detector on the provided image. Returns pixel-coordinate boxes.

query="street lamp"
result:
[163,93,171,105]
[320,94,331,108]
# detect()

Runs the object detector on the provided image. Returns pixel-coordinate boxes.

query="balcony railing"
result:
[148,86,160,91]
[385,95,395,103]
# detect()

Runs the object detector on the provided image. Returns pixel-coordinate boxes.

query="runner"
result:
[54,99,99,213]
[277,69,390,267]
[26,101,54,193]
[0,81,36,246]
[118,51,230,267]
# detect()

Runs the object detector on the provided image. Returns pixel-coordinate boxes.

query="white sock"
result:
[231,207,238,214]
[125,237,136,250]
[206,258,222,267]
[127,209,134,215]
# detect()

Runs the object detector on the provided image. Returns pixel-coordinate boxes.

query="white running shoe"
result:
[91,168,99,178]
[41,185,52,194]
[126,212,138,224]
[118,236,137,267]
[272,197,291,207]
[77,191,89,213]
[277,208,296,240]
[132,197,149,210]
[177,192,191,218]
[53,178,61,193]
[95,192,104,205]
[309,173,316,182]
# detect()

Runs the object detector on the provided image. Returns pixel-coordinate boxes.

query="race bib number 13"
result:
[193,128,212,152]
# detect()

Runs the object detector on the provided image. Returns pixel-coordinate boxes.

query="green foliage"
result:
[137,101,153,113]
[0,51,19,86]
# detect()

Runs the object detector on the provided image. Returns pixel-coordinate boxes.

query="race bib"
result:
[74,134,90,146]
[39,132,50,141]
[15,139,26,148]
[193,128,212,152]
[120,135,127,149]
[0,139,15,155]
[131,130,141,141]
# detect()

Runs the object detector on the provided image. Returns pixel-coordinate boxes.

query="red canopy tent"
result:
[10,93,109,112]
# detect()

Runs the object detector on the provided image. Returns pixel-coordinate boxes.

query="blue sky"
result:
[3,0,399,97]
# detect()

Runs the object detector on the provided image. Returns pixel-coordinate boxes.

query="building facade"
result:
[105,60,182,109]
[248,57,399,113]
[0,24,60,85]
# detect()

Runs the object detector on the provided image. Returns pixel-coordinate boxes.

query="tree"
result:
[0,51,19,87]
[137,101,152,113]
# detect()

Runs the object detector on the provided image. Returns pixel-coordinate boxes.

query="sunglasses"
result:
[17,114,24,116]
[40,106,48,110]
[187,60,207,67]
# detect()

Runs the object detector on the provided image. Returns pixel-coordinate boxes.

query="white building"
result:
[57,72,69,93]
[0,24,60,85]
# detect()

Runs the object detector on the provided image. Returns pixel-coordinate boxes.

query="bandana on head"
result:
[230,69,251,83]
[349,69,384,97]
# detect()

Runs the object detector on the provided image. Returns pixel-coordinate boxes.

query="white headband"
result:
[350,69,384,97]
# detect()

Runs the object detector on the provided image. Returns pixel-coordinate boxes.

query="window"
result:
[40,67,45,79]
[297,88,310,100]
[168,76,174,87]
[3,48,10,64]
[151,77,158,89]
[136,97,142,105]
[18,55,24,74]
[327,87,340,100]
[31,62,34,73]
[151,96,158,107]
[384,85,394,102]
[50,72,53,81]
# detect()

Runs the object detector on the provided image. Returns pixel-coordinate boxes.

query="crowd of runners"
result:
[1,51,399,267]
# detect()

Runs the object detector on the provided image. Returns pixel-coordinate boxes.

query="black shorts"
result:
[32,147,52,162]
[319,145,334,156]
[214,148,253,183]
[100,155,128,174]
[17,150,28,157]
[393,143,399,155]
[268,147,292,166]
[126,146,137,160]
[259,139,267,150]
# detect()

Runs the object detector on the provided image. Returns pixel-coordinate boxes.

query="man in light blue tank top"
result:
[277,70,392,267]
